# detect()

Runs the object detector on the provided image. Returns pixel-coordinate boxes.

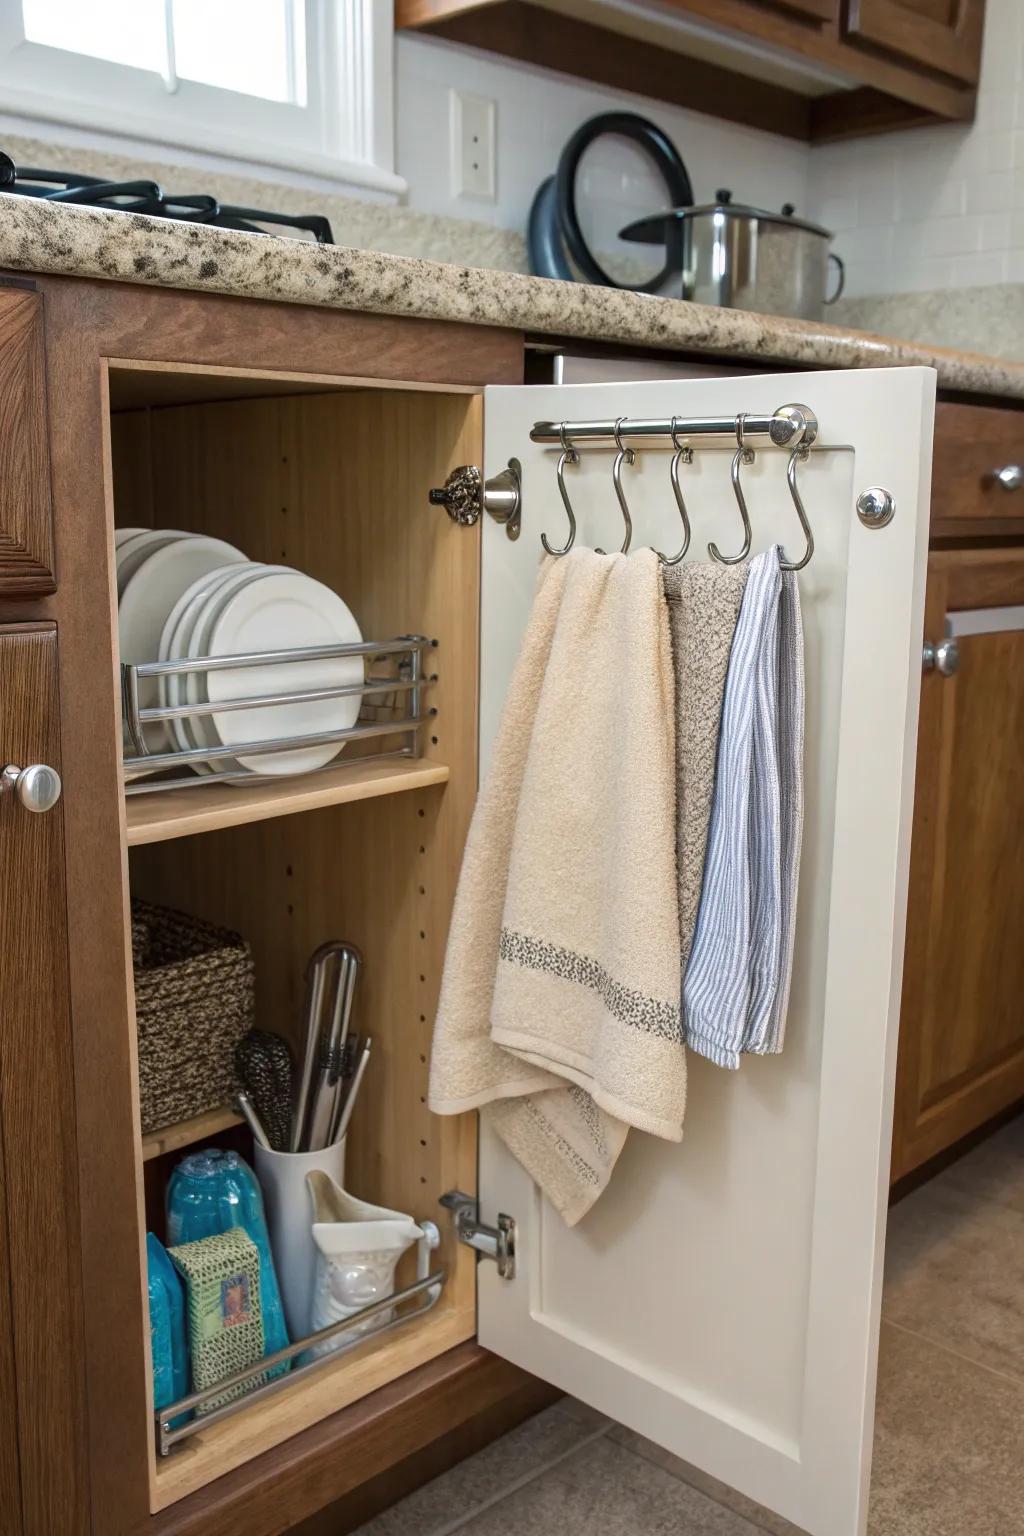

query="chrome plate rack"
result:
[122,635,433,796]
[155,1224,445,1455]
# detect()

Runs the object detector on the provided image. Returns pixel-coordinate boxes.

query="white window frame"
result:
[0,0,404,197]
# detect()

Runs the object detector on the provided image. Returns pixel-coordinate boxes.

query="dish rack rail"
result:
[122,635,433,796]
[155,1227,446,1454]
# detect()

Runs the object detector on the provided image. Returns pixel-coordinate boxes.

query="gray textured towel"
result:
[662,559,750,970]
[682,546,805,1069]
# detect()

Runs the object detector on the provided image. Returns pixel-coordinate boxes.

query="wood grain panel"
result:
[930,401,1024,536]
[395,0,977,131]
[0,292,55,597]
[0,1078,23,1535]
[893,548,1024,1179]
[0,623,89,1533]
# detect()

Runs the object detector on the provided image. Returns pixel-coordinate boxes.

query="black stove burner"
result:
[0,152,334,243]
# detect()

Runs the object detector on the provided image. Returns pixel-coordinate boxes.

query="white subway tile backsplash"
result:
[897,174,966,220]
[965,170,1014,213]
[951,251,1009,285]
[979,211,1012,249]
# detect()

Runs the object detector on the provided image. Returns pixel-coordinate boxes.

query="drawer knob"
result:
[989,464,1023,492]
[922,639,959,677]
[1,762,62,813]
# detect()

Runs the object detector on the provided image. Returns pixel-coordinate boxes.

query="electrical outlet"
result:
[450,89,496,202]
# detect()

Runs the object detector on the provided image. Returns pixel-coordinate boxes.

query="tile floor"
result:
[353,1114,1024,1536]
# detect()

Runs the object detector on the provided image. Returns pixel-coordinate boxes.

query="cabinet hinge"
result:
[440,1190,516,1279]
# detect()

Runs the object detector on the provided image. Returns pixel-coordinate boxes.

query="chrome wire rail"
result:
[155,1263,447,1455]
[122,635,433,795]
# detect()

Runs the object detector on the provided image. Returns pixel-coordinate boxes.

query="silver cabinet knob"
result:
[1,762,62,812]
[428,460,521,539]
[989,464,1023,492]
[921,639,959,677]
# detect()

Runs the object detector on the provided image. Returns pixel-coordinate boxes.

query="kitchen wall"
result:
[807,0,1024,300]
[395,33,810,284]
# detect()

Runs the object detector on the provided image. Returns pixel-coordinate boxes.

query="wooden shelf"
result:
[141,1106,243,1162]
[125,758,450,846]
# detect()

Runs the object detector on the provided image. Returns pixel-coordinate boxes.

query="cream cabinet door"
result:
[476,367,935,1536]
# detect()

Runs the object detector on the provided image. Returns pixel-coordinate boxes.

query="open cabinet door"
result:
[476,367,935,1536]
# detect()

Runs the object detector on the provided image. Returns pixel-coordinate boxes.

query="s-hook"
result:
[710,414,754,565]
[542,422,578,556]
[655,416,692,566]
[779,446,814,571]
[608,417,634,555]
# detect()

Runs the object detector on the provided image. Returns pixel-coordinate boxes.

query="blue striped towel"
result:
[682,545,805,1069]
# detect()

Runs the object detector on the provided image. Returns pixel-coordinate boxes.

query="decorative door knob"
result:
[1,762,62,812]
[428,460,521,540]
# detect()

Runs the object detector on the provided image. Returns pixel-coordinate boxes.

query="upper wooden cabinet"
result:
[844,0,985,86]
[395,0,983,142]
[0,289,56,598]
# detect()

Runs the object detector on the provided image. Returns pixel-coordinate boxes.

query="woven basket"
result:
[132,899,255,1135]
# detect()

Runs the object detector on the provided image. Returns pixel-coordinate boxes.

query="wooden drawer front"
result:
[931,401,1024,536]
[0,290,55,596]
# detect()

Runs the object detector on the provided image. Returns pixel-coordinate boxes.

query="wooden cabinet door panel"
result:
[844,0,985,86]
[894,550,1024,1179]
[0,623,88,1533]
[0,291,56,597]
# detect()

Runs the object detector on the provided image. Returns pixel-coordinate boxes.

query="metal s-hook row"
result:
[541,422,578,556]
[709,413,754,565]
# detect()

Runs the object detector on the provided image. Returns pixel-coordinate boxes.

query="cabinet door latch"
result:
[440,1191,516,1279]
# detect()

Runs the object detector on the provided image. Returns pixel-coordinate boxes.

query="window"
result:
[0,0,402,196]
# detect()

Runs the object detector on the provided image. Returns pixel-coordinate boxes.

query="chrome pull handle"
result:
[922,639,959,677]
[1,762,62,812]
[988,464,1023,492]
[428,460,521,540]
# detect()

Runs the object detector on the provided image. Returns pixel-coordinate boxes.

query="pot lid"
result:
[620,189,832,244]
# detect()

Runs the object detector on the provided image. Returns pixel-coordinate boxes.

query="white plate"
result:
[178,564,292,775]
[205,571,364,776]
[120,535,248,751]
[159,565,265,769]
[114,527,145,547]
[116,529,192,597]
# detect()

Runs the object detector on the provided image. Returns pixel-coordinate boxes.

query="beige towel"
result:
[662,560,750,969]
[430,549,683,1225]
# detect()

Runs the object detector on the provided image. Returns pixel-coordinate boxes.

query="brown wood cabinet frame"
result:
[1,273,523,1536]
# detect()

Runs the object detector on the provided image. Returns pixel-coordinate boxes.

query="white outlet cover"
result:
[450,88,496,202]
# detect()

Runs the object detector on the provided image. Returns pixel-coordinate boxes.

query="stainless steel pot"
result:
[621,190,844,321]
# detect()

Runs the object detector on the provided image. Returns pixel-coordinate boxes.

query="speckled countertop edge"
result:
[4,194,1024,401]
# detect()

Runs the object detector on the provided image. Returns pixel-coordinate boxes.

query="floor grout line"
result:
[611,1434,804,1536]
[881,1318,1024,1393]
[417,1419,616,1536]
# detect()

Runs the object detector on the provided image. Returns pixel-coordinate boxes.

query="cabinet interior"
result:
[107,367,482,1510]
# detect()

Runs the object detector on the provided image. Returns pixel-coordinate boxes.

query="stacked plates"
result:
[117,528,364,779]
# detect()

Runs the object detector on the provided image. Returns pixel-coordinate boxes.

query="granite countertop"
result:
[4,193,1024,401]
